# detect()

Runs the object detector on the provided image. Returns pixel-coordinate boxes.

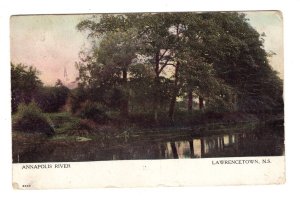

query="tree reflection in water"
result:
[13,125,284,163]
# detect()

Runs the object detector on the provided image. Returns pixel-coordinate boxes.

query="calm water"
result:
[13,122,284,163]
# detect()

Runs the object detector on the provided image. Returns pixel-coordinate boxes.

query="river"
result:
[13,121,284,163]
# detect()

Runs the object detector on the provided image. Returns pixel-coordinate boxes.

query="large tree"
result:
[76,29,139,116]
[76,12,283,124]
[77,14,176,120]
[199,12,283,113]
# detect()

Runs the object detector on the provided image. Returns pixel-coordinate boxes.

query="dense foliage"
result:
[79,101,108,123]
[75,12,283,123]
[13,102,54,135]
[11,63,70,114]
[11,12,283,133]
[11,63,42,113]
[34,80,69,112]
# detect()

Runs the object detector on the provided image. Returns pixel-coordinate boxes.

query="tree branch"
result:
[159,49,169,61]
[158,58,172,74]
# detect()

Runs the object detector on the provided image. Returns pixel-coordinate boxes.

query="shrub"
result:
[80,102,108,123]
[13,102,55,136]
[70,86,87,113]
[34,84,69,113]
[46,112,80,134]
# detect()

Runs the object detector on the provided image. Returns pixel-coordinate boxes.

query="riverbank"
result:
[12,111,284,163]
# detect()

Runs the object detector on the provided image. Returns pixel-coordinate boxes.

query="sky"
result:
[10,11,284,86]
[245,11,283,78]
[10,15,88,86]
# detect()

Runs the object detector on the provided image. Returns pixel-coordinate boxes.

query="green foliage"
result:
[70,85,87,113]
[13,102,54,135]
[129,70,173,112]
[76,12,284,121]
[75,31,139,116]
[199,13,283,113]
[205,96,235,113]
[11,63,42,113]
[46,112,80,134]
[80,102,108,123]
[34,80,69,113]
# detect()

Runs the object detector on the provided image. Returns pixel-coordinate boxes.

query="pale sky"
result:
[10,15,89,85]
[10,11,284,86]
[245,11,283,79]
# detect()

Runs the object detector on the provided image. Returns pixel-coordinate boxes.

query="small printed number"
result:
[22,185,31,188]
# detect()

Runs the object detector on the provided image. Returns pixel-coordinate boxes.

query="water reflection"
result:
[165,134,240,159]
[13,124,285,163]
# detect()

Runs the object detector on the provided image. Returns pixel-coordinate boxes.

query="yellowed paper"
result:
[11,11,284,189]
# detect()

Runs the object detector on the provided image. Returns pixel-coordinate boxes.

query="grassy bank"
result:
[12,110,283,138]
[12,110,284,163]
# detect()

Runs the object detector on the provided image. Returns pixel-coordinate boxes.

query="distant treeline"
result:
[11,63,69,113]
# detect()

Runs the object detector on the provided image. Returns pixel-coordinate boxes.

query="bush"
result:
[80,102,108,123]
[70,86,87,113]
[13,102,55,136]
[34,84,69,113]
[46,112,80,134]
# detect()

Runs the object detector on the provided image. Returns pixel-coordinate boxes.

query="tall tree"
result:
[76,30,138,116]
[76,12,283,124]
[200,12,283,113]
[77,13,177,121]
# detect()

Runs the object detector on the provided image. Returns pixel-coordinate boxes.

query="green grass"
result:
[13,110,264,143]
[46,112,80,134]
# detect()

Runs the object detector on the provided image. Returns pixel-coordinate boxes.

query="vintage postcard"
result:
[11,11,285,189]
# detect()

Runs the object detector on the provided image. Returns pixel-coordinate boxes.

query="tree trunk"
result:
[153,75,159,124]
[169,95,177,123]
[188,89,193,113]
[200,139,205,157]
[120,68,129,117]
[189,140,194,158]
[220,137,224,150]
[153,51,160,124]
[171,142,178,159]
[199,96,204,110]
[168,62,180,123]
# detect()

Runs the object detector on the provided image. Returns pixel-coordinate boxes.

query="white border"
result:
[12,157,285,189]
[1,0,300,199]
